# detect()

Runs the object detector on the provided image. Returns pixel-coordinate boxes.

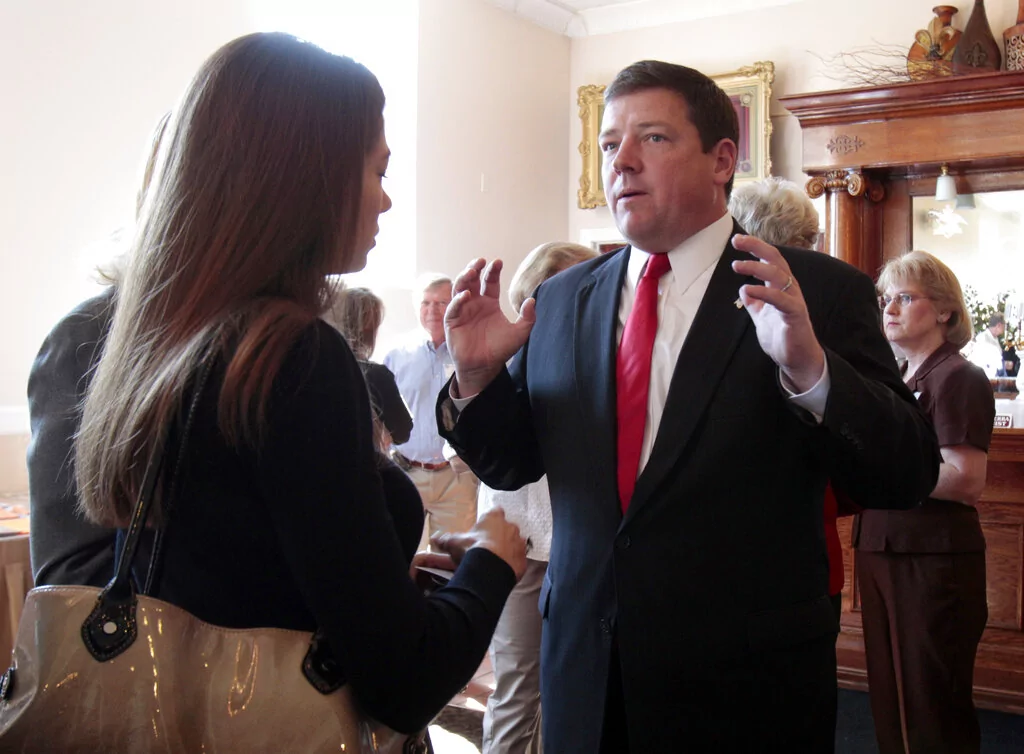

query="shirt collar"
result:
[626,212,734,293]
[424,338,447,356]
[904,340,961,388]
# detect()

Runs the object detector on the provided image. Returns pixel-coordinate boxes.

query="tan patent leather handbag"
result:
[0,366,427,753]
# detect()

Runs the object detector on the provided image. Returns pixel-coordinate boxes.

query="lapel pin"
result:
[734,297,744,309]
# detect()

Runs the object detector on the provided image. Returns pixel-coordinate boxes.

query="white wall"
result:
[409,0,570,330]
[1,0,259,430]
[567,0,1019,243]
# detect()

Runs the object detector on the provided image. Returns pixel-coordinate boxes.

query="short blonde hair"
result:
[876,250,973,348]
[509,242,598,313]
[729,177,820,250]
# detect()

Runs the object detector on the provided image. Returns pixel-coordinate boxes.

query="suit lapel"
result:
[625,237,755,521]
[575,248,631,502]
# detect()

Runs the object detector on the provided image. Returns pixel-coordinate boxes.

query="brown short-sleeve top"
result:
[854,341,995,554]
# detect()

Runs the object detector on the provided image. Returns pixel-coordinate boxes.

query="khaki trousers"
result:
[407,465,479,551]
[482,558,546,754]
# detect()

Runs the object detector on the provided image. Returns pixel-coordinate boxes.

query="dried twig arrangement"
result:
[808,43,914,87]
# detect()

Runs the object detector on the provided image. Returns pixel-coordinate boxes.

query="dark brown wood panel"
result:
[981,519,1023,630]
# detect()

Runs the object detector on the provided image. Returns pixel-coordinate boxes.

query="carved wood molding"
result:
[826,135,865,155]
[781,70,1024,127]
[806,170,884,201]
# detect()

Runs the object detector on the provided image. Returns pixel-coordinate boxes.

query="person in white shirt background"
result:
[966,311,1006,378]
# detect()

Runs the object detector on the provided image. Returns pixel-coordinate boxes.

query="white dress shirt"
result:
[624,212,829,477]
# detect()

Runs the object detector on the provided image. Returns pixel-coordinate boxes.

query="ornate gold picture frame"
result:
[577,84,607,210]
[576,61,775,210]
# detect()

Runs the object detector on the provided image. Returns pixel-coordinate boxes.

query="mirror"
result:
[912,190,1024,419]
[912,191,1024,307]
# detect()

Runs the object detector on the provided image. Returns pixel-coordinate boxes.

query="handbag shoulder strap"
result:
[141,360,214,595]
[81,359,213,661]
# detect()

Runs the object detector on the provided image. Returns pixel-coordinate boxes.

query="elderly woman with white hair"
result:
[729,176,820,250]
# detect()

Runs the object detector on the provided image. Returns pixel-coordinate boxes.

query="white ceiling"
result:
[485,0,805,37]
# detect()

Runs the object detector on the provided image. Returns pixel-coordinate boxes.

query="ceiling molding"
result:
[484,0,805,38]
[485,0,587,36]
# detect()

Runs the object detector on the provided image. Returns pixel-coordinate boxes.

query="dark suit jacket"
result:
[27,289,117,587]
[439,232,940,752]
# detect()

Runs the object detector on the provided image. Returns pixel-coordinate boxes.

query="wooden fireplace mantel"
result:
[780,70,1024,276]
[782,72,1024,714]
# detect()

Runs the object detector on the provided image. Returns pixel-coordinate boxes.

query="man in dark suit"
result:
[435,61,940,753]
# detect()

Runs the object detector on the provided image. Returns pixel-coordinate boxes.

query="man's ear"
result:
[711,138,738,188]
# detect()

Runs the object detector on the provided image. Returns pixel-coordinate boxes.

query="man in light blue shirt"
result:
[385,274,478,549]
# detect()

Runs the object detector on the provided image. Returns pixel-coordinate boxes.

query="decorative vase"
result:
[907,6,961,79]
[1005,0,1024,72]
[953,0,1002,74]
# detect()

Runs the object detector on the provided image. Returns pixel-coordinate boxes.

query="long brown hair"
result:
[324,281,385,361]
[76,32,385,526]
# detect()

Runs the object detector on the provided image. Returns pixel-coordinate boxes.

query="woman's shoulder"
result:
[36,288,115,356]
[270,319,363,397]
[361,360,397,381]
[944,351,991,383]
[934,351,994,397]
[289,318,355,364]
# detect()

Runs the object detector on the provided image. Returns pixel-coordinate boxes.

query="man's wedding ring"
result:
[780,276,794,293]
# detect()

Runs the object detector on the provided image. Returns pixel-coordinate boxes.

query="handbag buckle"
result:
[81,591,138,662]
[302,629,346,694]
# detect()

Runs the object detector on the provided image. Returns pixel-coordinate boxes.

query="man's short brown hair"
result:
[605,60,739,198]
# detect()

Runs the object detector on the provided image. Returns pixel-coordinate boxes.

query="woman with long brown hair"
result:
[75,32,525,735]
[324,282,413,448]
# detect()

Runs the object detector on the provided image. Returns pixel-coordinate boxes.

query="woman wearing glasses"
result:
[855,250,993,754]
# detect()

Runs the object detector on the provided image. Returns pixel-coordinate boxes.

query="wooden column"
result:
[806,169,884,275]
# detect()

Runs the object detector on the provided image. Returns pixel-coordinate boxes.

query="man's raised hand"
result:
[445,258,536,397]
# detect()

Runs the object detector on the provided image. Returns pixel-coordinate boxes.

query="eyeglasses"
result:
[878,293,930,310]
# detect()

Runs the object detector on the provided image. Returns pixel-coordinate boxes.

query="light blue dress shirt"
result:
[384,337,454,464]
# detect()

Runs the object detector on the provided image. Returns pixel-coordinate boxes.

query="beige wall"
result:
[1,0,258,430]
[568,0,1019,243]
[411,0,570,327]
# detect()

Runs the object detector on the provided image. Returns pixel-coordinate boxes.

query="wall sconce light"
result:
[935,164,957,202]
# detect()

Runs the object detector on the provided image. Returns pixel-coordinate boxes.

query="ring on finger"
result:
[780,275,794,293]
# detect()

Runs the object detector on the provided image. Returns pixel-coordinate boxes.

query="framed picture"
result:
[576,84,607,210]
[576,61,775,210]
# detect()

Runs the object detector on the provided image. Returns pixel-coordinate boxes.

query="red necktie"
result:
[617,253,671,514]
